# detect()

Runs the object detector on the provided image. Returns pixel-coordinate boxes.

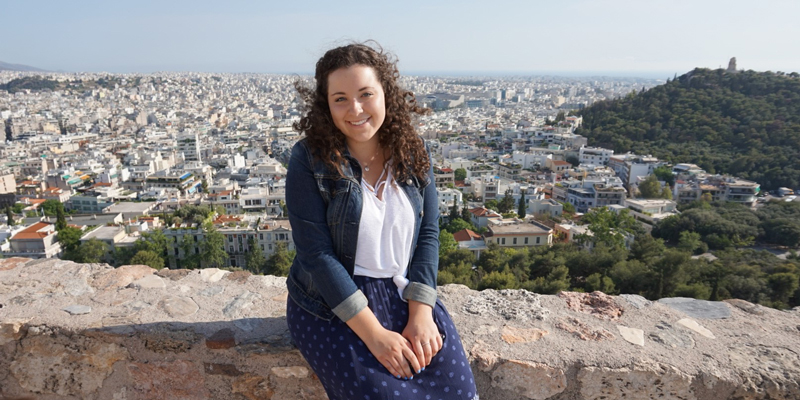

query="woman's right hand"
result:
[346,306,421,379]
[363,328,422,379]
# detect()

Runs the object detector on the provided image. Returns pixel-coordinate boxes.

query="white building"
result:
[579,146,614,166]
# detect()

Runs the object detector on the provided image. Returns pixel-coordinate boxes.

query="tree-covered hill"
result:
[576,68,800,191]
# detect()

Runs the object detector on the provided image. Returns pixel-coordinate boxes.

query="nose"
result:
[349,98,363,115]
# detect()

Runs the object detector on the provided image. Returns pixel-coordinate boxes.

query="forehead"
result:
[326,65,383,94]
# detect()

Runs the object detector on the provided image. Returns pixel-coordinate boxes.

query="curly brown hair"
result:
[293,42,430,181]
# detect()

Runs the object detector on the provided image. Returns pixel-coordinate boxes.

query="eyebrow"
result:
[329,86,377,97]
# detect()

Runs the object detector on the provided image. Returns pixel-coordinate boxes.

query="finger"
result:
[410,340,425,372]
[380,358,399,378]
[403,345,421,375]
[397,351,414,378]
[423,342,433,366]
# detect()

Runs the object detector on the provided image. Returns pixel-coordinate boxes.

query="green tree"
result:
[6,206,14,226]
[479,268,519,290]
[484,199,498,211]
[439,230,458,258]
[461,205,472,222]
[200,224,227,268]
[448,200,460,222]
[245,237,267,273]
[201,179,209,193]
[517,191,527,219]
[585,273,616,294]
[265,242,294,276]
[55,202,67,231]
[130,250,165,270]
[179,234,200,269]
[651,249,691,299]
[454,168,467,181]
[523,265,571,294]
[498,189,515,214]
[560,201,576,215]
[135,229,168,258]
[653,165,675,187]
[579,207,641,250]
[444,218,476,234]
[72,238,109,263]
[57,226,84,252]
[40,199,63,217]
[638,174,663,199]
[660,185,673,200]
[768,272,799,307]
[677,231,704,254]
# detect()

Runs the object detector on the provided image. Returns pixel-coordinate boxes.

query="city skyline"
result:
[2,0,799,77]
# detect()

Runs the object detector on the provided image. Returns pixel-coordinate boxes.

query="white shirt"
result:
[353,165,415,299]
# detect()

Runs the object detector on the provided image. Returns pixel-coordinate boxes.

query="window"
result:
[228,235,233,242]
[229,246,234,252]
[536,237,540,244]
[513,238,517,245]
[525,237,529,244]
[501,238,506,245]
[259,233,263,240]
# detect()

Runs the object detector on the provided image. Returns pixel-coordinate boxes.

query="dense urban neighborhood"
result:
[1,68,798,309]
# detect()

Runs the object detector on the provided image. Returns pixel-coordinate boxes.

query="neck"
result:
[346,140,381,163]
[347,141,384,171]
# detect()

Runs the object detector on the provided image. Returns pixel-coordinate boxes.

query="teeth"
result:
[350,118,369,126]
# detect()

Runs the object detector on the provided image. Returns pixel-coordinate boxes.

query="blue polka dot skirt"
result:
[287,276,479,400]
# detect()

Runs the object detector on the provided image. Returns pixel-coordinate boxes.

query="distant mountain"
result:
[576,68,800,191]
[0,61,46,72]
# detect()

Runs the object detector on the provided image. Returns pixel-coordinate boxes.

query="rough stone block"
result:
[578,364,694,400]
[128,360,208,400]
[10,333,129,397]
[491,360,567,399]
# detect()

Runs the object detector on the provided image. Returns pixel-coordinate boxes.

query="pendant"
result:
[364,165,370,172]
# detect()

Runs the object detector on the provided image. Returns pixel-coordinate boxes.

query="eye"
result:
[361,92,373,98]
[334,96,346,103]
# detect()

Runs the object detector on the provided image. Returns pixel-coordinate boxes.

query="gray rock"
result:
[63,305,92,315]
[159,296,199,318]
[649,322,695,349]
[65,279,94,297]
[199,285,225,297]
[121,300,152,314]
[658,297,731,319]
[464,289,550,321]
[619,294,651,309]
[223,291,260,318]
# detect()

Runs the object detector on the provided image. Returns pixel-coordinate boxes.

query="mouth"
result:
[348,117,370,126]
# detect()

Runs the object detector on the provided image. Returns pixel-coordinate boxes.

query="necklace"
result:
[357,147,382,172]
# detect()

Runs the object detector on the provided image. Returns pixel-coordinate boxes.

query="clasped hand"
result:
[365,302,442,379]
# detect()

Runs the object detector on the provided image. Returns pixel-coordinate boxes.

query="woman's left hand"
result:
[402,300,442,369]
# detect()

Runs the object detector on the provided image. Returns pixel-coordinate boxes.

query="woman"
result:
[286,43,478,399]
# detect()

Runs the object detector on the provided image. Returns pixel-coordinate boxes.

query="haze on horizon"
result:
[2,0,799,78]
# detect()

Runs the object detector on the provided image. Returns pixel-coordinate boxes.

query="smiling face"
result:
[327,64,386,149]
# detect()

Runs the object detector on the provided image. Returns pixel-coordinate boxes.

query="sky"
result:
[2,0,799,78]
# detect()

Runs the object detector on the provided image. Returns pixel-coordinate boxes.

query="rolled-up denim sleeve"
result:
[402,149,440,308]
[286,143,367,322]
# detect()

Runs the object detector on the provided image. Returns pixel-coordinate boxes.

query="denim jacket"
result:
[285,139,440,322]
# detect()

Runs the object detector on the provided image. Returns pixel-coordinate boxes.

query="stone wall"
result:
[1,257,799,400]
